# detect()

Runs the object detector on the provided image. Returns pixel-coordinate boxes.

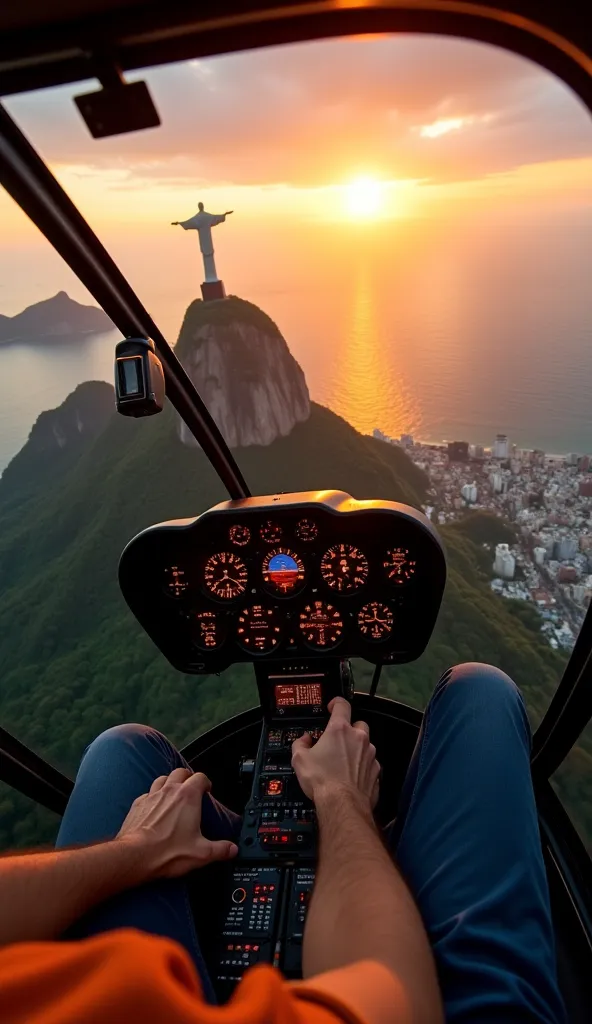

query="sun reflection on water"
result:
[327,263,421,441]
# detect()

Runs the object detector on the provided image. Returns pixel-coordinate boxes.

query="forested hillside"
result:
[1,373,584,850]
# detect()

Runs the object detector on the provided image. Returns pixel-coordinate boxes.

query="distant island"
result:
[0,291,113,344]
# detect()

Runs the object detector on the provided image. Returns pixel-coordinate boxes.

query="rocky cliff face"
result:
[175,296,310,449]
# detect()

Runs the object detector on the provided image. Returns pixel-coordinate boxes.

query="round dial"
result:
[194,610,225,650]
[296,518,318,543]
[358,602,394,642]
[384,547,417,585]
[164,565,188,599]
[260,520,282,544]
[320,544,369,592]
[236,604,282,652]
[299,601,344,649]
[229,524,251,547]
[262,548,305,595]
[203,552,248,600]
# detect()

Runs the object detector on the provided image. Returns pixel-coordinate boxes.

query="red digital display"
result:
[266,778,283,796]
[274,683,322,708]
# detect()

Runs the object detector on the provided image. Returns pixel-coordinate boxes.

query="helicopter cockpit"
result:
[1,1,592,1021]
[119,490,445,992]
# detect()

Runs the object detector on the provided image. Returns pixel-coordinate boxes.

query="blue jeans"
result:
[56,664,566,1022]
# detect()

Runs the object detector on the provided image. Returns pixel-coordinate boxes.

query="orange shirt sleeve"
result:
[0,929,385,1024]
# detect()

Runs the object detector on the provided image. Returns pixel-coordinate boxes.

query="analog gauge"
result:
[164,565,188,599]
[299,601,344,649]
[358,602,394,642]
[203,552,248,600]
[194,610,225,650]
[320,544,369,593]
[383,547,417,585]
[296,518,318,543]
[260,520,282,544]
[262,548,305,595]
[229,524,251,547]
[236,604,282,653]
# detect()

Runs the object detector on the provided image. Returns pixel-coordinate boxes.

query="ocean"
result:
[1,217,591,473]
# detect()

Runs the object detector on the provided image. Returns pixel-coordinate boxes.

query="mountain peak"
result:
[0,292,113,343]
[175,295,310,449]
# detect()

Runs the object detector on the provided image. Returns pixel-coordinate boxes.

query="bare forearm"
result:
[0,837,152,946]
[304,784,443,1024]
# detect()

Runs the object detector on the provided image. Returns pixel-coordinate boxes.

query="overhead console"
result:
[119,490,446,674]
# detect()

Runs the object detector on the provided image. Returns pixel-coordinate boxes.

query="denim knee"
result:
[434,662,524,709]
[82,723,159,762]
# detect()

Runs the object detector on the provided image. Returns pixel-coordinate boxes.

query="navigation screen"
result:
[274,683,322,708]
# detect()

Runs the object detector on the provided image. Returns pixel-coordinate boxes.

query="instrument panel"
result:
[119,490,446,673]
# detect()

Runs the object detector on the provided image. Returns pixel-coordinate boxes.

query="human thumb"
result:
[207,840,238,863]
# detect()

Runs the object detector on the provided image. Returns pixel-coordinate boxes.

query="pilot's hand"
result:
[116,768,238,878]
[292,698,380,811]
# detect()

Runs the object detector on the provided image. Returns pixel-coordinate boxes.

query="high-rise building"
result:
[534,547,546,567]
[568,453,580,466]
[579,480,592,498]
[448,440,469,462]
[578,455,590,473]
[400,434,414,448]
[490,472,504,493]
[557,537,578,561]
[461,482,477,504]
[493,434,509,459]
[493,543,515,579]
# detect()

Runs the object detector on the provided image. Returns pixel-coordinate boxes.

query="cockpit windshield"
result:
[1,34,591,850]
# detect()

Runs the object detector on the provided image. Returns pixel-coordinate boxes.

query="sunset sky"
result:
[3,34,592,228]
[1,33,592,321]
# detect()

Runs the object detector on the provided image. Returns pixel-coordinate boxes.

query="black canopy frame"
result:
[0,0,592,828]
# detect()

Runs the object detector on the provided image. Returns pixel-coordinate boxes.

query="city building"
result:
[493,543,516,579]
[490,471,504,494]
[559,566,578,583]
[400,434,414,448]
[534,546,546,566]
[461,482,478,504]
[493,434,509,459]
[579,480,592,498]
[470,444,485,459]
[557,537,578,561]
[448,440,469,462]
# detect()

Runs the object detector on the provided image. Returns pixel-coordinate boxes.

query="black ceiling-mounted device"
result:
[115,337,165,417]
[74,58,160,139]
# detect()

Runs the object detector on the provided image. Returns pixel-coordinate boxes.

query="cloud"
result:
[5,34,592,191]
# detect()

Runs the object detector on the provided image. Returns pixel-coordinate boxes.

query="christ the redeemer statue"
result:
[172,202,233,301]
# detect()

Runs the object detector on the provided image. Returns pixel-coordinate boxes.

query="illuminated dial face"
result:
[296,518,318,543]
[299,601,344,649]
[358,602,394,642]
[229,524,251,547]
[194,610,224,650]
[384,547,417,585]
[203,552,248,600]
[262,548,305,595]
[236,604,282,652]
[260,520,282,544]
[320,544,369,592]
[164,565,188,599]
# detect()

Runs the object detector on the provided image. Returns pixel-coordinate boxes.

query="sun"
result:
[344,176,384,219]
